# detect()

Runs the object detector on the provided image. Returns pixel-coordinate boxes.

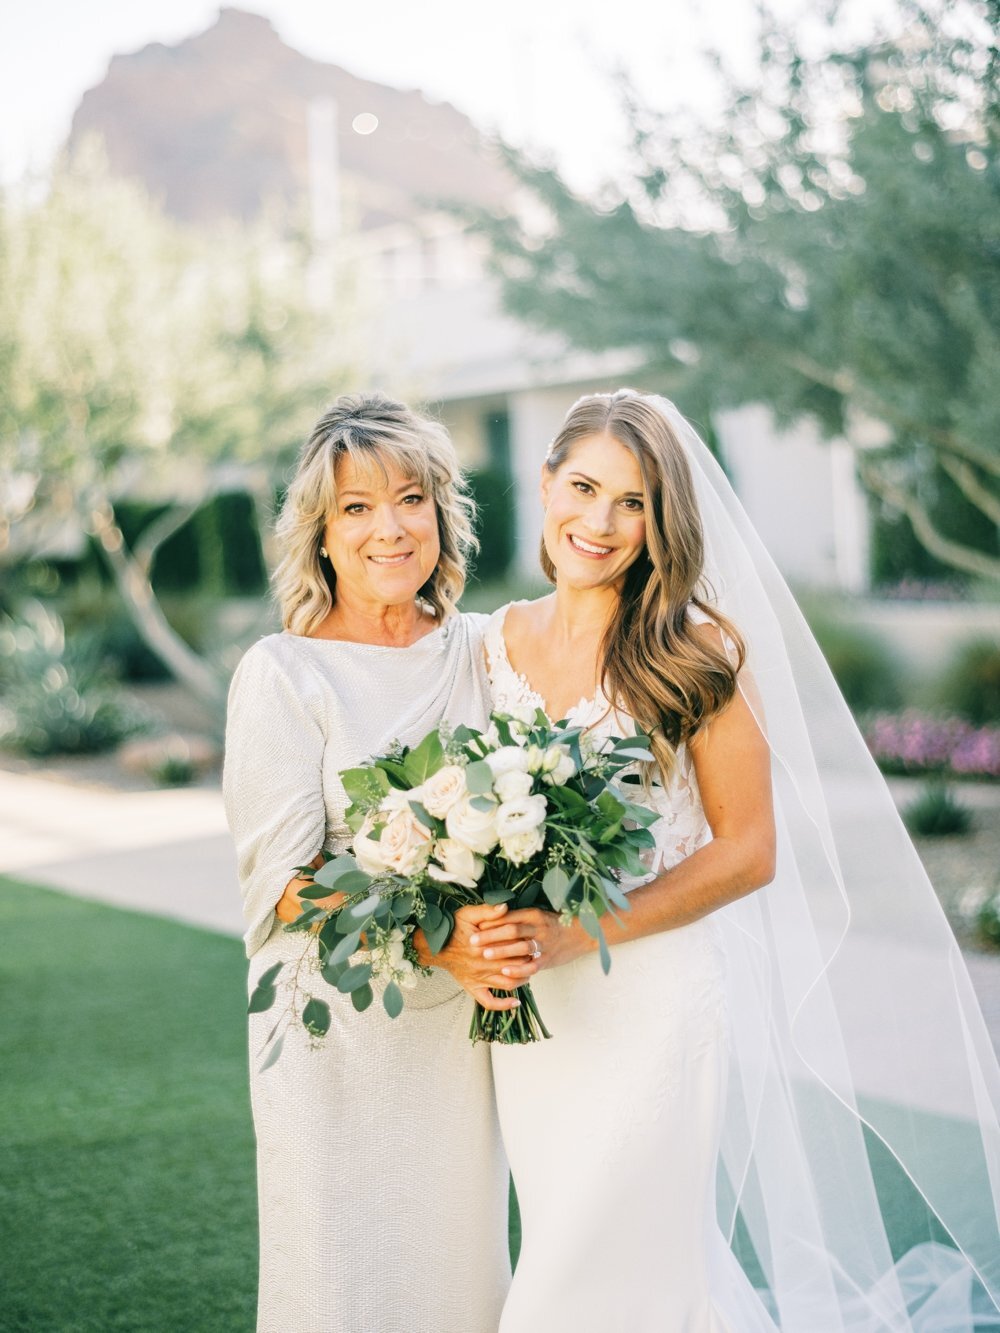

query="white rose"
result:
[495,793,548,838]
[486,745,531,778]
[377,809,433,877]
[427,838,486,888]
[419,764,468,818]
[353,811,391,875]
[500,827,545,865]
[445,795,500,855]
[494,768,535,803]
[381,785,419,815]
[542,745,576,786]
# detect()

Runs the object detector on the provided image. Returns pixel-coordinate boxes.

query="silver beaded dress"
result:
[223,614,509,1333]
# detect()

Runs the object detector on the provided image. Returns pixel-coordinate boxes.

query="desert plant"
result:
[807,617,903,713]
[902,781,973,838]
[0,602,149,756]
[938,639,1000,727]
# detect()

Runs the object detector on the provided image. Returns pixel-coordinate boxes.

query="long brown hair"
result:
[273,392,476,635]
[542,389,745,780]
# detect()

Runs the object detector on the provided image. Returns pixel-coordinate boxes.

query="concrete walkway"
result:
[3,766,1000,1061]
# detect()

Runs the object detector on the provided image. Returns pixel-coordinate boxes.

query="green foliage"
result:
[938,638,1000,724]
[806,613,902,711]
[0,601,149,756]
[468,467,516,581]
[975,893,1000,947]
[476,1,1000,582]
[903,781,974,836]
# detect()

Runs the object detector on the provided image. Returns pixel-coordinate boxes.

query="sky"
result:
[1,0,900,190]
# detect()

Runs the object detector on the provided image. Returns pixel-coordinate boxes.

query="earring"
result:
[320,546,329,558]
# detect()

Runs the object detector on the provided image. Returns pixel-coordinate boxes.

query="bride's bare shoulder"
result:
[504,596,552,649]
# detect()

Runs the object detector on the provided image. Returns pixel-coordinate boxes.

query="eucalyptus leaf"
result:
[336,962,374,993]
[259,1032,285,1072]
[330,929,363,965]
[470,795,497,813]
[483,887,514,905]
[298,882,337,900]
[542,865,571,910]
[598,927,612,975]
[464,760,495,794]
[321,956,348,987]
[451,724,477,745]
[302,997,331,1037]
[421,902,444,932]
[578,904,601,939]
[338,872,374,897]
[347,891,380,919]
[423,908,453,955]
[383,980,404,1019]
[409,800,437,831]
[351,983,374,1012]
[313,853,360,889]
[257,962,284,990]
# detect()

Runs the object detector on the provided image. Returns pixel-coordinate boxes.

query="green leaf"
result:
[313,853,361,889]
[450,723,477,745]
[284,905,322,931]
[337,871,374,897]
[598,927,611,975]
[347,891,380,919]
[302,997,331,1037]
[336,962,374,993]
[392,892,415,923]
[420,901,444,932]
[542,865,571,910]
[341,765,390,807]
[259,1032,284,1072]
[464,760,495,794]
[248,983,276,1014]
[596,790,625,822]
[383,980,404,1019]
[402,730,445,784]
[330,929,363,965]
[470,795,497,813]
[409,800,437,830]
[423,908,454,955]
[578,903,601,939]
[599,821,623,843]
[320,956,348,987]
[483,887,514,905]
[298,881,337,900]
[351,982,374,1012]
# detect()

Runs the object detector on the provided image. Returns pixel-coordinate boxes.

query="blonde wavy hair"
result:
[273,392,477,636]
[542,389,746,781]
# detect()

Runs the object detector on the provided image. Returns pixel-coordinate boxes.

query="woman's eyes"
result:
[401,492,426,505]
[343,492,425,515]
[570,481,643,511]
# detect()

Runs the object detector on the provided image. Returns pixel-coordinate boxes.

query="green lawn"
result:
[0,879,257,1333]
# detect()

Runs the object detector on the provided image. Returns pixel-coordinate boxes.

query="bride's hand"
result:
[470,907,593,973]
[413,903,536,1012]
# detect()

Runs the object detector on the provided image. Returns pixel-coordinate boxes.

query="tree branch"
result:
[857,457,1000,582]
[132,501,203,578]
[938,455,1000,528]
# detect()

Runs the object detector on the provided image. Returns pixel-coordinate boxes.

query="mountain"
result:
[69,7,510,229]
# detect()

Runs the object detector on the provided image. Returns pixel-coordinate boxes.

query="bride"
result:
[472,389,1000,1331]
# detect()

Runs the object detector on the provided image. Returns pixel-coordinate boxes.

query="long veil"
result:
[652,394,1000,1330]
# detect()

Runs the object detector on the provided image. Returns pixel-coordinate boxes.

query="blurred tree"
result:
[0,145,354,704]
[477,0,1000,582]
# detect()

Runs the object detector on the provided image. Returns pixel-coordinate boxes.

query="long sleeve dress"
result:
[223,615,510,1333]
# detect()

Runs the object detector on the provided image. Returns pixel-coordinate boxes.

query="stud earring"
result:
[320,546,329,558]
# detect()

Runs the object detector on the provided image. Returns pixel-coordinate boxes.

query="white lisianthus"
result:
[385,929,418,989]
[541,744,576,786]
[509,703,538,728]
[524,744,547,774]
[445,795,500,854]
[500,827,545,865]
[371,809,433,876]
[493,768,535,803]
[419,764,468,818]
[353,812,391,875]
[495,793,548,838]
[427,838,486,888]
[486,745,532,778]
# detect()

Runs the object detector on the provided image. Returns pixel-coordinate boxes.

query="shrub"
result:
[807,616,902,712]
[865,711,1000,780]
[902,782,973,837]
[938,639,1000,726]
[0,602,149,756]
[971,892,1000,949]
[467,468,516,583]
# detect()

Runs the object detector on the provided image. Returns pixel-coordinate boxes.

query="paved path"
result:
[3,767,1000,1062]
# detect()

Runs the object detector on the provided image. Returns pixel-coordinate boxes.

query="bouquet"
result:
[249,708,658,1057]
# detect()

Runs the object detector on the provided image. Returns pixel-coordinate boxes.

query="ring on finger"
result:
[528,937,542,960]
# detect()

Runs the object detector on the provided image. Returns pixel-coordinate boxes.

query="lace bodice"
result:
[483,604,712,876]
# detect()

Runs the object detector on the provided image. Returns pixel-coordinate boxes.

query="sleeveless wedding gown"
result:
[485,603,777,1333]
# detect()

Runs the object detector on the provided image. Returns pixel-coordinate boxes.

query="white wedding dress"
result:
[485,603,777,1333]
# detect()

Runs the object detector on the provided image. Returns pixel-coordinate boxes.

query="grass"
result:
[0,879,257,1333]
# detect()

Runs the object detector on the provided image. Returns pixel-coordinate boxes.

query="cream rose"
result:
[494,768,534,803]
[445,795,500,854]
[353,812,391,876]
[374,809,433,877]
[495,793,548,838]
[419,764,468,818]
[427,837,486,888]
[500,827,545,865]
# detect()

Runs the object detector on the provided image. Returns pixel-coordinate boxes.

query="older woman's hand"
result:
[469,907,595,974]
[414,903,541,1012]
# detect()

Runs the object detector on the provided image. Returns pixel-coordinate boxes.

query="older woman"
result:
[223,393,514,1333]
